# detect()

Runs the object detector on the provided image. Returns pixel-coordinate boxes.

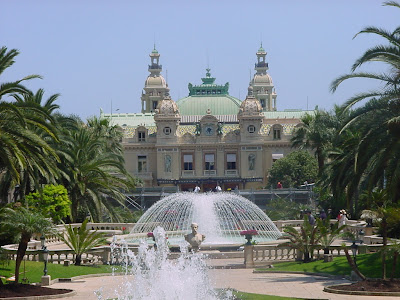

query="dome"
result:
[253,74,273,85]
[239,95,262,115]
[156,94,180,116]
[176,95,241,116]
[145,75,167,88]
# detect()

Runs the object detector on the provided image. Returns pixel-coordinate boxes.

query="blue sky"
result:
[1,0,398,120]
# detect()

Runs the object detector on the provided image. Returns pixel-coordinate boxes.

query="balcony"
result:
[181,170,195,177]
[225,170,238,176]
[255,62,268,68]
[134,172,153,180]
[203,170,216,176]
[148,64,162,70]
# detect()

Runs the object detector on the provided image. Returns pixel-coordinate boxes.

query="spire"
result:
[152,43,158,54]
[149,45,161,75]
[255,44,268,75]
[201,68,216,85]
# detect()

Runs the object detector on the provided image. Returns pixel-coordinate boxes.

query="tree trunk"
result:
[15,234,31,284]
[75,254,82,266]
[382,217,388,280]
[391,251,398,281]
[316,149,324,175]
[344,248,367,281]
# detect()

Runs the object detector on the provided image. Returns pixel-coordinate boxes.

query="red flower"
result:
[240,230,258,236]
[122,227,126,231]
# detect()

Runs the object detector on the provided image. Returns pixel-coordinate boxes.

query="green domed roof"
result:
[258,42,266,53]
[176,69,242,115]
[177,94,242,116]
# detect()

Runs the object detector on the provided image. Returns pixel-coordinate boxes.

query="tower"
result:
[141,46,169,113]
[250,44,277,111]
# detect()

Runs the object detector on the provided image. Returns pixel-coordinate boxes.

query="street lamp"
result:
[351,241,359,266]
[41,235,49,276]
[359,229,365,244]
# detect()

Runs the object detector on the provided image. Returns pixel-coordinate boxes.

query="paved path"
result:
[49,266,400,300]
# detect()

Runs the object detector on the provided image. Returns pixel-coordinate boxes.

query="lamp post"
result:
[351,240,359,266]
[41,235,51,285]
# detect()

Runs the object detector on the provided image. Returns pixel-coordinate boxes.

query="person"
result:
[184,223,206,252]
[306,210,315,226]
[194,185,200,193]
[277,182,283,189]
[319,209,327,220]
[338,209,348,227]
[215,185,222,192]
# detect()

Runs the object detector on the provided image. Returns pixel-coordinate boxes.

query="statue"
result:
[217,122,223,135]
[184,223,205,252]
[248,154,256,171]
[164,155,171,173]
[195,122,201,135]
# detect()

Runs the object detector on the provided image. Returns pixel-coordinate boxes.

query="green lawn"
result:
[256,253,399,279]
[233,291,302,299]
[0,260,119,284]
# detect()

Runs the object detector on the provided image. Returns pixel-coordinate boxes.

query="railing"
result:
[181,170,194,177]
[225,170,238,176]
[133,172,153,180]
[2,246,112,265]
[203,170,216,176]
[253,245,296,263]
[250,243,385,266]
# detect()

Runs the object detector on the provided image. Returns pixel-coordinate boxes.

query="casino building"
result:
[101,45,311,191]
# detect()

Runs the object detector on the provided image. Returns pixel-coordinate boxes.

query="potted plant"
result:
[240,230,258,245]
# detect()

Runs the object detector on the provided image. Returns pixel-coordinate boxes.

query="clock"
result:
[204,126,214,136]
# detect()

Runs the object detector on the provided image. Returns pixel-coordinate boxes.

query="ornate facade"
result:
[101,45,311,191]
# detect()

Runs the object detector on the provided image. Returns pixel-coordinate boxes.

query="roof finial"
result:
[206,68,211,78]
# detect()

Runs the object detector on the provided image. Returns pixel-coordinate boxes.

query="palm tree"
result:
[0,47,59,199]
[0,46,41,100]
[281,216,322,262]
[56,118,137,222]
[317,218,346,254]
[329,1,400,208]
[0,207,54,283]
[58,219,107,265]
[291,109,338,173]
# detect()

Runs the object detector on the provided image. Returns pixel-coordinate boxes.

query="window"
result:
[183,154,193,170]
[247,125,256,133]
[138,155,147,173]
[152,101,158,110]
[204,153,215,170]
[260,99,265,107]
[272,153,284,163]
[273,128,281,140]
[138,131,146,142]
[163,127,171,135]
[226,153,237,170]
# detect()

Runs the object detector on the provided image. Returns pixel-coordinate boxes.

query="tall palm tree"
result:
[56,118,136,222]
[329,1,400,206]
[0,47,58,199]
[291,109,339,173]
[0,46,41,100]
[0,207,53,283]
[9,89,61,197]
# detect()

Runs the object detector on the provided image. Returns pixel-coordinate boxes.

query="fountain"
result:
[129,192,281,247]
[100,227,233,300]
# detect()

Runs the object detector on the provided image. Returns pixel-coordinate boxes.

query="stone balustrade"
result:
[2,246,112,265]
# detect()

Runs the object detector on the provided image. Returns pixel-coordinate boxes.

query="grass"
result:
[0,260,119,284]
[233,291,302,299]
[256,252,400,278]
